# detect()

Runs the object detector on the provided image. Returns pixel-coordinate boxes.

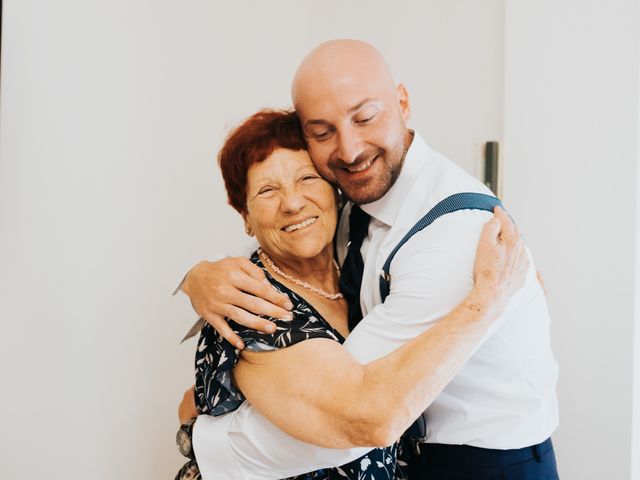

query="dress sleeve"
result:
[194,287,341,417]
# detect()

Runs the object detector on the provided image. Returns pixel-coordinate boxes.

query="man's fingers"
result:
[231,274,294,314]
[238,257,294,311]
[238,257,268,281]
[238,257,293,311]
[243,293,294,321]
[223,305,280,334]
[208,313,245,349]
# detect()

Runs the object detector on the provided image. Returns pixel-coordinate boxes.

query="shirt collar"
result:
[360,131,430,227]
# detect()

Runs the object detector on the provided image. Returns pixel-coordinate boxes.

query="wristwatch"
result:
[176,418,196,460]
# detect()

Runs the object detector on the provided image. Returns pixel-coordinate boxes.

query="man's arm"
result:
[233,286,520,449]
[192,404,371,480]
[191,289,516,479]
[229,208,527,449]
[184,209,531,475]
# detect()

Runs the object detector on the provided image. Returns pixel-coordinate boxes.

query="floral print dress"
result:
[176,251,410,480]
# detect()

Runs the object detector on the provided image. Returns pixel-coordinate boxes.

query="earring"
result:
[245,227,253,236]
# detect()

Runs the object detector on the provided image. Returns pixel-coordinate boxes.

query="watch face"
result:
[176,428,192,457]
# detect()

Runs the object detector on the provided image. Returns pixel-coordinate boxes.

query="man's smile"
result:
[339,154,380,176]
[345,156,377,173]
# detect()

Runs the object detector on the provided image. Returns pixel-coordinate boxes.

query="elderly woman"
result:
[175,110,527,480]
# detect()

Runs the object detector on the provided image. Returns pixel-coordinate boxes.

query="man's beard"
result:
[339,144,407,205]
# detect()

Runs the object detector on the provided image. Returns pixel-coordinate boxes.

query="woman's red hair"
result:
[218,109,306,213]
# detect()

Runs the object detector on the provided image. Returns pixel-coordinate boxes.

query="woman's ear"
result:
[242,212,254,237]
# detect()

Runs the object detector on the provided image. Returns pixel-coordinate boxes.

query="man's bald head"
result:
[289,39,412,205]
[291,39,397,109]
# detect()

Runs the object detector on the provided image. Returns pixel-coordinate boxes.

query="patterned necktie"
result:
[339,205,371,331]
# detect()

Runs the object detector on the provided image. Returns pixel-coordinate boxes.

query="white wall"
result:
[634,27,640,476]
[0,1,504,478]
[503,1,640,478]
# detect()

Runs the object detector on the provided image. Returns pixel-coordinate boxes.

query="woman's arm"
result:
[233,208,528,449]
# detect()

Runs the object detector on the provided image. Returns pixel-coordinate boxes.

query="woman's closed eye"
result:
[300,174,320,184]
[257,185,277,196]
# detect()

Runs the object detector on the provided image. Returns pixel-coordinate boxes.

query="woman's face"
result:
[243,148,338,262]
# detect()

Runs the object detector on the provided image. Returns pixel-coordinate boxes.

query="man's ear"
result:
[396,83,411,123]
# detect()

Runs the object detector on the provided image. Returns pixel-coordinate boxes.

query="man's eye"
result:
[301,175,319,182]
[356,115,374,124]
[307,127,334,140]
[258,187,275,195]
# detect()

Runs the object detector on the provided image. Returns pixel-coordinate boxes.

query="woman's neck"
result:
[259,246,340,294]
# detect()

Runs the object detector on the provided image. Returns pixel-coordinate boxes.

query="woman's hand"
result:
[472,206,529,311]
[537,271,548,297]
[178,386,199,425]
[181,257,294,348]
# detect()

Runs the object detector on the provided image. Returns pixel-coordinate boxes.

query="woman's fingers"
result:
[474,207,529,304]
[479,215,502,246]
[494,206,517,244]
[513,240,530,286]
[537,271,548,297]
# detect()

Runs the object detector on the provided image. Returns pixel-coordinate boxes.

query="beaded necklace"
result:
[257,248,344,301]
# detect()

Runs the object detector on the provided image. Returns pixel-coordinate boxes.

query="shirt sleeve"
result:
[193,404,370,480]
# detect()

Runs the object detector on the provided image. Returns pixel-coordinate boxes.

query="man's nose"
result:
[336,129,363,164]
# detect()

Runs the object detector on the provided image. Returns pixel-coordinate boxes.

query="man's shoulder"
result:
[399,147,494,223]
[370,151,497,269]
[388,209,490,266]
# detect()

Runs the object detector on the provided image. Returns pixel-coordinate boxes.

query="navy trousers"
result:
[407,438,559,479]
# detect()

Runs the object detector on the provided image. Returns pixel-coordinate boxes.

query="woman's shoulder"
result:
[194,250,343,415]
[240,249,344,349]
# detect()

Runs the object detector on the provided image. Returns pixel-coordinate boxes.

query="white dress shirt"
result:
[192,132,559,479]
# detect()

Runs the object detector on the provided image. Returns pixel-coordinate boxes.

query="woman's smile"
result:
[243,148,338,263]
[282,216,319,233]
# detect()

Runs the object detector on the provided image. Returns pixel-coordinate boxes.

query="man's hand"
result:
[181,257,293,349]
[179,386,199,425]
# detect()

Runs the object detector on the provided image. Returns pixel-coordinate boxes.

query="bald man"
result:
[178,40,559,479]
